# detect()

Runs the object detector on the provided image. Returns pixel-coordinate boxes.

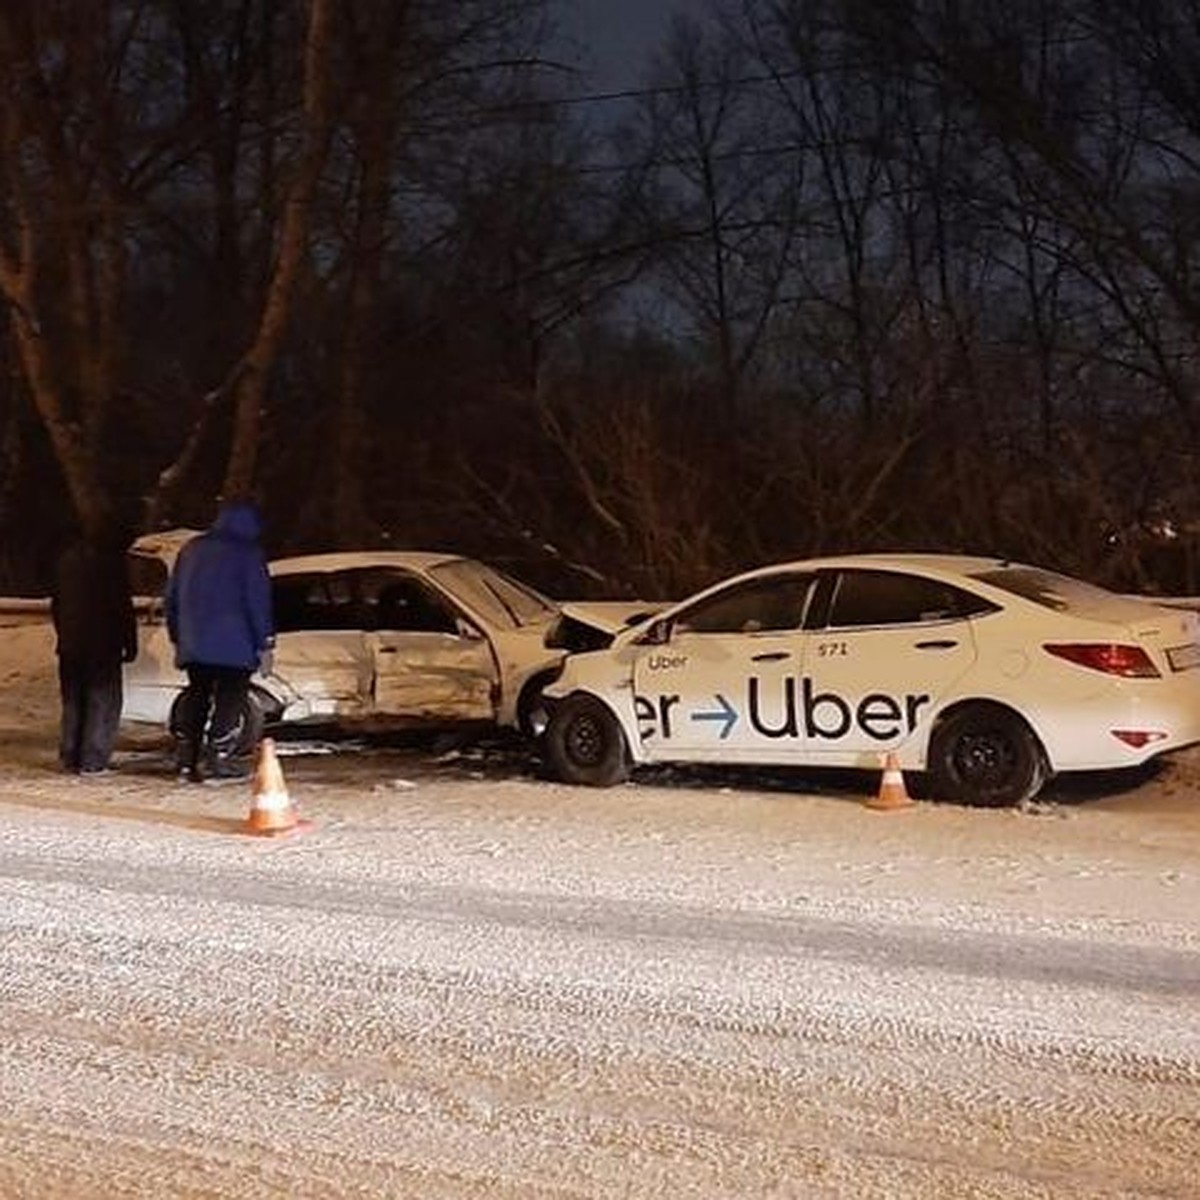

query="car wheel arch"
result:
[515,668,563,737]
[926,696,1040,748]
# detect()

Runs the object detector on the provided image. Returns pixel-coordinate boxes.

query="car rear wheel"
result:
[544,694,630,787]
[169,686,270,757]
[927,702,1047,808]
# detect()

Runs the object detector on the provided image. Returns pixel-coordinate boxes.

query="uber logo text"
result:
[635,675,930,742]
[646,654,688,671]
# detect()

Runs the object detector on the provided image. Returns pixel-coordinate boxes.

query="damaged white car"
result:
[123,533,655,749]
[540,553,1200,807]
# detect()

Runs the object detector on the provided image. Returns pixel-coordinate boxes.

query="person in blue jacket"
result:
[166,499,274,781]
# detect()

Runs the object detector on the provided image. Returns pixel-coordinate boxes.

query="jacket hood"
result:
[212,500,263,542]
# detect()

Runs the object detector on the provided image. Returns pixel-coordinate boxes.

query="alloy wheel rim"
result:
[567,714,604,765]
[956,731,1015,785]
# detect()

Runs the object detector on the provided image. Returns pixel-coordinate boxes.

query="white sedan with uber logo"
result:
[539,554,1200,806]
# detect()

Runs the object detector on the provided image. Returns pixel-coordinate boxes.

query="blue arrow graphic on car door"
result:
[691,694,738,739]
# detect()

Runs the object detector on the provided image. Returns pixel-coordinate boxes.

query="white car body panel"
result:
[369,630,497,720]
[122,624,190,724]
[122,537,654,734]
[544,554,1200,775]
[272,631,374,720]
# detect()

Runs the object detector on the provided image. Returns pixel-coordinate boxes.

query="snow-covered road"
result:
[1,723,1198,1198]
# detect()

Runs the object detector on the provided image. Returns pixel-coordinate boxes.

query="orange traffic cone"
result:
[245,738,309,836]
[866,750,915,811]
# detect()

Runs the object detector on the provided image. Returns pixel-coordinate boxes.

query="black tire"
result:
[168,689,188,740]
[169,686,269,757]
[927,702,1047,808]
[544,694,630,787]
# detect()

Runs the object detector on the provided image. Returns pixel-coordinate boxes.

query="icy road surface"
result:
[0,617,1197,1198]
[1,734,1198,1199]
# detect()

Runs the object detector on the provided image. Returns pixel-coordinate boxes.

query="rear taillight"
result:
[1043,643,1160,678]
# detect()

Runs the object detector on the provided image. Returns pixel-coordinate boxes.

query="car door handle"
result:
[378,646,397,653]
[915,639,958,650]
[751,651,791,662]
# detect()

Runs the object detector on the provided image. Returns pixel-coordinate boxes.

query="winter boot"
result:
[174,734,201,782]
[203,730,250,782]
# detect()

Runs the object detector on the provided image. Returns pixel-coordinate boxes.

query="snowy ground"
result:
[1,618,1198,1198]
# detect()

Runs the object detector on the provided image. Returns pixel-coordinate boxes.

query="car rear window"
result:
[971,567,1117,613]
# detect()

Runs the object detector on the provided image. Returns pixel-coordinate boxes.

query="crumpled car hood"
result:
[557,599,665,635]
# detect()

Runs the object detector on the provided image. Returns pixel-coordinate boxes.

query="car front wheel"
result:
[926,702,1047,808]
[543,694,630,787]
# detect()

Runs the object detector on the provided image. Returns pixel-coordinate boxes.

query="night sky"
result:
[552,0,683,92]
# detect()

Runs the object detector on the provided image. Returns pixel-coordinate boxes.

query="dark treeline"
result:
[3,0,1200,598]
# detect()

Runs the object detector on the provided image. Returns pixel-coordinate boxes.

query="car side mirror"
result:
[637,618,672,646]
[455,617,484,641]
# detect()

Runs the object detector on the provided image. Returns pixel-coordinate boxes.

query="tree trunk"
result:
[221,0,335,500]
[0,9,117,537]
[332,114,392,544]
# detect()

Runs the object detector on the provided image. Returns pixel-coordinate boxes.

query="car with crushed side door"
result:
[123,533,656,751]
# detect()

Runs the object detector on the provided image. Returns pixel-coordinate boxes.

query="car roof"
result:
[269,551,468,575]
[737,552,1013,580]
[128,528,204,565]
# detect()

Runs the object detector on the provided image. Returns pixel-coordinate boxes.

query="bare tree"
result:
[852,0,1200,428]
[219,0,335,499]
[0,2,140,533]
[623,12,804,414]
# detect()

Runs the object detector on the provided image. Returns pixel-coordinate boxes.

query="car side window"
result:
[824,570,995,629]
[360,571,459,634]
[273,572,361,632]
[673,574,815,635]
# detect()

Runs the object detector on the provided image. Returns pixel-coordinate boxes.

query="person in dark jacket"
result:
[51,521,139,774]
[166,499,274,781]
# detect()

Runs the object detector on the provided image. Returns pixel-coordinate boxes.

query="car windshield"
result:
[429,559,557,629]
[971,566,1120,614]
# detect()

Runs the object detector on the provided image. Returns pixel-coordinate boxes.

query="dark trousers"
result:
[58,657,123,772]
[176,665,251,758]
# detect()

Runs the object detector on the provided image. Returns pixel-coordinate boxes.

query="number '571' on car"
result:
[538,554,1200,807]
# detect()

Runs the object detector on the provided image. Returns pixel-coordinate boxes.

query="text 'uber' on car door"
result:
[799,568,986,766]
[630,571,817,764]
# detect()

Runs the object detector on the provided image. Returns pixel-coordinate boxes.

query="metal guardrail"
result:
[0,598,49,627]
[0,598,50,612]
[0,597,162,625]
